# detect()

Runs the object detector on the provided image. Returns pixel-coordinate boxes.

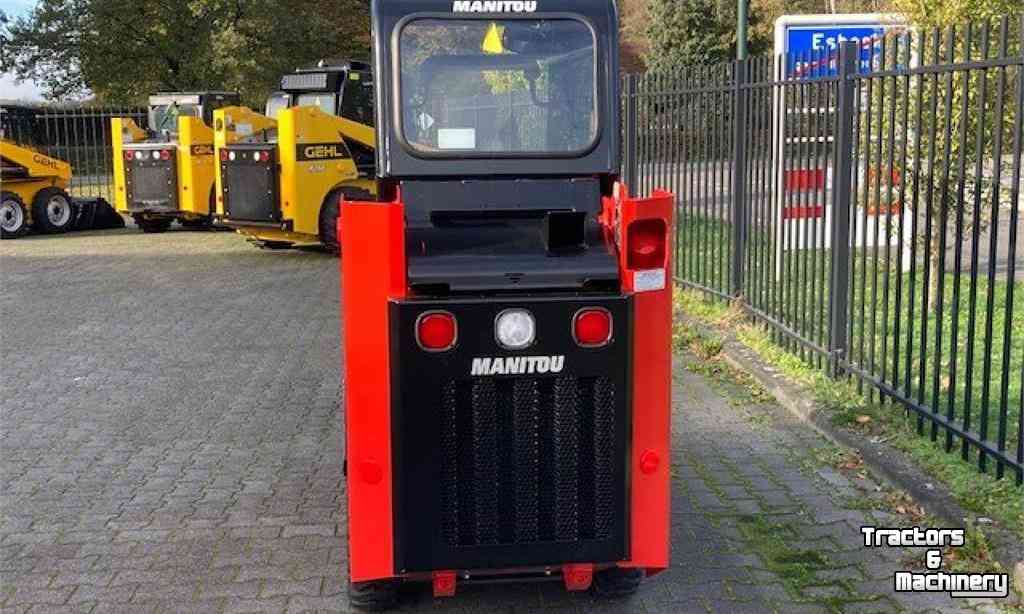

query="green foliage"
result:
[0,0,370,104]
[643,0,771,70]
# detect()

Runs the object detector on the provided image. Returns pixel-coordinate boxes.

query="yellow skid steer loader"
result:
[1,139,124,239]
[214,60,376,252]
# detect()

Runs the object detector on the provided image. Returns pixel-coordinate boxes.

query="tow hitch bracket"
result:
[562,564,594,592]
[432,570,457,597]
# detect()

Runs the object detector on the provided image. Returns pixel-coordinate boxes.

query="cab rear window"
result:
[398,18,598,156]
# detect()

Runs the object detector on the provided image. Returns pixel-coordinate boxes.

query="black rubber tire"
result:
[348,578,399,612]
[179,216,212,230]
[0,191,30,239]
[31,187,74,234]
[320,186,373,255]
[591,567,644,598]
[258,239,293,250]
[135,216,172,233]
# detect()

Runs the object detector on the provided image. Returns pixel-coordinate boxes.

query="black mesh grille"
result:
[221,149,277,222]
[126,161,176,209]
[390,297,629,572]
[439,376,616,548]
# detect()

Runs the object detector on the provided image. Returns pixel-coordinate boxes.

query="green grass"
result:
[675,211,1023,478]
[735,515,878,611]
[733,316,1024,539]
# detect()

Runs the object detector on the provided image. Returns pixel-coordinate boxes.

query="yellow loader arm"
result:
[213,106,278,150]
[336,117,376,151]
[0,138,72,184]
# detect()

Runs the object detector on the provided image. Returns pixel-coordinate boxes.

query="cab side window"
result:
[341,72,375,126]
[202,97,238,126]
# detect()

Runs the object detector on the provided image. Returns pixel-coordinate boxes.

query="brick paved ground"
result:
[0,229,997,613]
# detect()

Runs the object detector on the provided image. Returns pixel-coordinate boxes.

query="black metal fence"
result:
[1,104,147,202]
[623,17,1023,484]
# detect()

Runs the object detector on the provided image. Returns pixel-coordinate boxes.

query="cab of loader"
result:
[341,0,672,609]
[147,92,241,137]
[373,0,619,292]
[274,59,376,171]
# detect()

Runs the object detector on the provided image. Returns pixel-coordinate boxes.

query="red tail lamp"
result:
[573,308,612,347]
[626,219,667,270]
[160,149,172,160]
[258,151,271,162]
[219,149,229,161]
[416,311,457,351]
[123,150,134,161]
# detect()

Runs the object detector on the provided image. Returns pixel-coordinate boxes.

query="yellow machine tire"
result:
[0,191,30,240]
[31,187,74,234]
[320,186,373,255]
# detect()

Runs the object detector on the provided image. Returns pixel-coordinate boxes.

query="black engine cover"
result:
[389,295,631,573]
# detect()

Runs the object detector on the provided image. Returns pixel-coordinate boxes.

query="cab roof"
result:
[281,59,372,94]
[149,92,240,106]
[369,0,620,178]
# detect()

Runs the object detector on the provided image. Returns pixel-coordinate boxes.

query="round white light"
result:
[133,151,144,160]
[253,152,261,161]
[151,150,160,160]
[228,151,236,161]
[495,309,536,350]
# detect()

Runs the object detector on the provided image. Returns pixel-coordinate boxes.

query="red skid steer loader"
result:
[340,0,675,609]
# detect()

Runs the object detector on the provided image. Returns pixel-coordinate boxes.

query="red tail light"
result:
[259,151,270,162]
[219,149,229,161]
[160,149,172,160]
[626,219,667,270]
[416,312,457,351]
[123,150,134,161]
[573,308,612,347]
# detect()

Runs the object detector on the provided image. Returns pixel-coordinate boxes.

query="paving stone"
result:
[0,231,1001,614]
[260,578,321,598]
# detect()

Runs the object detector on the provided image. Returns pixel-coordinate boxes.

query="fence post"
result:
[828,41,858,377]
[623,74,639,193]
[730,60,749,297]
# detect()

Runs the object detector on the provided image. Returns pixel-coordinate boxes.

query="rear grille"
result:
[220,147,278,222]
[126,160,177,210]
[439,375,616,548]
[390,296,629,572]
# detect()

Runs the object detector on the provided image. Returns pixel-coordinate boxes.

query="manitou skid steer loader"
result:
[340,1,673,609]
[1,139,123,239]
[214,60,376,253]
[112,91,242,233]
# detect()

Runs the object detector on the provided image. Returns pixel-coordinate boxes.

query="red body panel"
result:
[614,185,673,575]
[340,196,406,582]
[340,184,674,584]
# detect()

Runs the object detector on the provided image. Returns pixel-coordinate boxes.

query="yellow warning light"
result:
[482,22,506,54]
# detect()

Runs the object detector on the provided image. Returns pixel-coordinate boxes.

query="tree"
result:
[644,0,732,70]
[887,0,1023,309]
[643,0,771,71]
[0,0,370,105]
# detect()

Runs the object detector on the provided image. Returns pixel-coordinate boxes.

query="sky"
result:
[0,0,43,101]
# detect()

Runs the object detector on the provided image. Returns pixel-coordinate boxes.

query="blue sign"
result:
[785,25,889,77]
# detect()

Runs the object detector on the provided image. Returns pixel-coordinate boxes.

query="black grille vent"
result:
[391,297,629,572]
[126,159,177,210]
[221,148,278,222]
[439,375,616,548]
